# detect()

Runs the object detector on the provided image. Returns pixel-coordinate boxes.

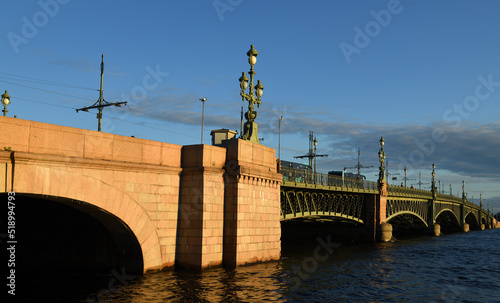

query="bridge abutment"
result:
[176,140,282,269]
[177,144,226,269]
[222,139,281,267]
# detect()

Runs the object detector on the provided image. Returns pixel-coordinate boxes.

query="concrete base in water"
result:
[463,223,470,232]
[433,223,441,236]
[379,223,393,242]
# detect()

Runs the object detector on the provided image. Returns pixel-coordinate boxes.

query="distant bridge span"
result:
[280,167,497,236]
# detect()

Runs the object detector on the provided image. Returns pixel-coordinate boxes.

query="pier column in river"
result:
[222,139,282,267]
[366,180,391,242]
[434,223,441,236]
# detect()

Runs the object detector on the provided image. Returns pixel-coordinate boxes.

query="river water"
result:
[22,229,500,302]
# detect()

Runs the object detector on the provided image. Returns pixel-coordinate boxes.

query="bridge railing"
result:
[387,185,433,199]
[280,167,378,191]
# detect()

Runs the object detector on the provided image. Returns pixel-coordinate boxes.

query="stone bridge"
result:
[0,117,281,274]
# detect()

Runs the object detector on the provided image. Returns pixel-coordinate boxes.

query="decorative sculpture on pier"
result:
[239,45,264,143]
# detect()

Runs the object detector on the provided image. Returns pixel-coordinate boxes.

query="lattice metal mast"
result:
[412,172,429,189]
[294,130,327,170]
[386,159,400,184]
[402,166,416,187]
[76,55,127,131]
[346,147,373,176]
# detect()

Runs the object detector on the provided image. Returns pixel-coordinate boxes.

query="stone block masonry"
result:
[222,139,282,267]
[0,116,282,272]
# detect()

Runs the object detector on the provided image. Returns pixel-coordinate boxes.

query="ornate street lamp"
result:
[313,137,318,183]
[239,45,264,143]
[462,180,465,199]
[431,163,437,199]
[378,137,386,183]
[2,90,11,117]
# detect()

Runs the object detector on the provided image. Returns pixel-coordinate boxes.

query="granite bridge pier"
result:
[0,117,497,274]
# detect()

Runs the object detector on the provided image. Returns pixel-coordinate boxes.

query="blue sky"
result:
[2,0,500,211]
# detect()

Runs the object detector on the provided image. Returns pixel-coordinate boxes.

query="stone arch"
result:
[13,165,162,273]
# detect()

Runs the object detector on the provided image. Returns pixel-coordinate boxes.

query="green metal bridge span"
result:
[280,166,496,236]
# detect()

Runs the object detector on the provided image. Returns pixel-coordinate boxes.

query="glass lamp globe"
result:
[1,91,10,106]
[249,55,257,66]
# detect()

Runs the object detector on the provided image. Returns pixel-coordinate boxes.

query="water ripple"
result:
[69,229,500,302]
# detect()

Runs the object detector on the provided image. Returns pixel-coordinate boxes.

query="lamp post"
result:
[313,137,318,183]
[239,45,264,143]
[404,167,408,187]
[2,90,11,117]
[378,137,386,183]
[278,114,283,159]
[200,98,206,144]
[342,167,346,187]
[431,163,437,200]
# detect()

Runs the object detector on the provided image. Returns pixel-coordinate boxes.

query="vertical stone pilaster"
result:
[177,144,226,269]
[376,181,391,242]
[378,181,388,224]
[0,151,13,192]
[222,139,281,267]
[367,181,390,242]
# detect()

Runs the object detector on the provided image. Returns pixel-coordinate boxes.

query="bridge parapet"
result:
[280,167,377,191]
[436,193,463,204]
[387,185,432,199]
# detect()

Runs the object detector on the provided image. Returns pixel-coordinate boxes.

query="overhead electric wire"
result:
[2,71,202,139]
[14,96,202,140]
[0,79,95,102]
[15,96,77,110]
[104,113,201,140]
[0,72,96,91]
